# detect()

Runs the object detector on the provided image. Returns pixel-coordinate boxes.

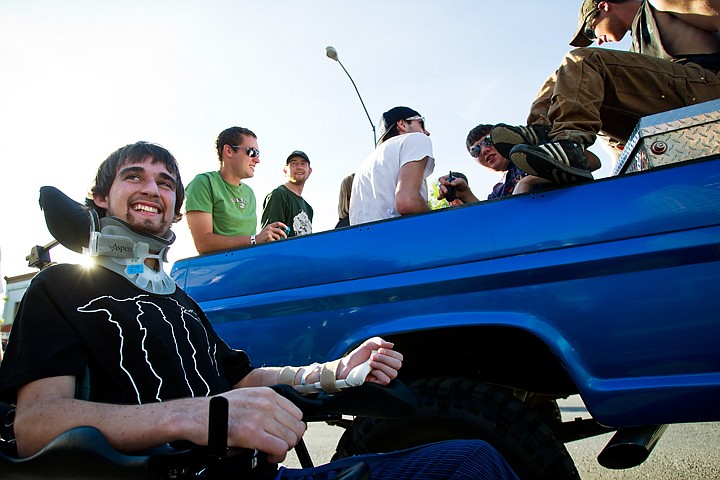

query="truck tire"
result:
[333,377,579,480]
[531,400,563,430]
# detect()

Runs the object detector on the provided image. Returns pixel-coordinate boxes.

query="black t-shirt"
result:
[0,264,252,405]
[261,185,314,237]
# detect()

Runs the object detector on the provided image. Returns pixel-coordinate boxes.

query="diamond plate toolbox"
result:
[614,99,720,175]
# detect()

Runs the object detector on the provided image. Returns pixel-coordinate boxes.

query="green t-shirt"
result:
[185,171,257,237]
[261,185,313,237]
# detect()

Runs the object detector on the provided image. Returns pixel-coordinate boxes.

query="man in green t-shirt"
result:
[261,150,314,237]
[185,127,288,253]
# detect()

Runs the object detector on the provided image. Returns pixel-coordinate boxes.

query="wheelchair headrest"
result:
[39,186,98,254]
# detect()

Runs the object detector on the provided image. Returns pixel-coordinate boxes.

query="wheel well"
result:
[386,326,578,396]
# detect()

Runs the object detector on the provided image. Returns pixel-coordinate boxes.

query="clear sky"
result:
[0,0,631,285]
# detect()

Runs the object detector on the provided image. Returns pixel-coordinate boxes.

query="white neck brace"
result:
[89,217,176,295]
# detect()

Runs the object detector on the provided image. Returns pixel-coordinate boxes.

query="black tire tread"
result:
[333,377,579,480]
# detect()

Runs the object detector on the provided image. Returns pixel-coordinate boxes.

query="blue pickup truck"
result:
[171,101,720,479]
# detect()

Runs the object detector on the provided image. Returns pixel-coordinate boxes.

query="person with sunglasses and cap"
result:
[488,0,720,186]
[261,150,314,238]
[185,126,288,254]
[349,106,434,225]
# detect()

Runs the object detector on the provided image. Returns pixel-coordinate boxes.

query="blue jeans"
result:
[275,440,519,480]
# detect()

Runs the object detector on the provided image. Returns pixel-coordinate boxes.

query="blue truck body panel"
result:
[172,155,720,429]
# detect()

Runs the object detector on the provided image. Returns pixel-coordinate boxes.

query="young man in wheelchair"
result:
[0,142,517,479]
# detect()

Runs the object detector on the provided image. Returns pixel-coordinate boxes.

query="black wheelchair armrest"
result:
[270,379,418,421]
[0,426,152,480]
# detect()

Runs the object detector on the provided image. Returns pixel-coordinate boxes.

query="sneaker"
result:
[510,140,594,184]
[490,124,550,159]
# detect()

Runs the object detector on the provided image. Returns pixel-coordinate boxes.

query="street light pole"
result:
[325,46,376,146]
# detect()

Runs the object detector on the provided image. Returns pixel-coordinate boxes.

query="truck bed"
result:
[172,101,720,429]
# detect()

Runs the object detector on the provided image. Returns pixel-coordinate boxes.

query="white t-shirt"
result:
[349,133,435,225]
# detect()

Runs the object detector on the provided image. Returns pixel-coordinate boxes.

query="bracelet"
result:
[300,363,321,386]
[250,235,256,245]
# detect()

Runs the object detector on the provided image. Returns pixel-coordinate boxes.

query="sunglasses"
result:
[405,115,426,129]
[469,135,493,158]
[231,145,260,158]
[583,8,600,41]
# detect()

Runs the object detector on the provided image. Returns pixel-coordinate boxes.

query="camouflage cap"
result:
[570,0,600,47]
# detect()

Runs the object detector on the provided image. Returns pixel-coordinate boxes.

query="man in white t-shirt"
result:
[349,106,435,225]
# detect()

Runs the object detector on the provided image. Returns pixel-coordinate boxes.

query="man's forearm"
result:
[651,0,720,30]
[651,0,720,16]
[239,364,322,388]
[16,380,306,463]
[15,394,210,457]
[193,232,252,254]
[395,195,431,215]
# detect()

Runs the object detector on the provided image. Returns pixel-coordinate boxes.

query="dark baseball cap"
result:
[286,150,310,165]
[570,0,600,47]
[376,106,421,145]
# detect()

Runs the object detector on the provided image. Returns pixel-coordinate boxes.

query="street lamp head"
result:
[325,46,339,62]
[324,44,376,145]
